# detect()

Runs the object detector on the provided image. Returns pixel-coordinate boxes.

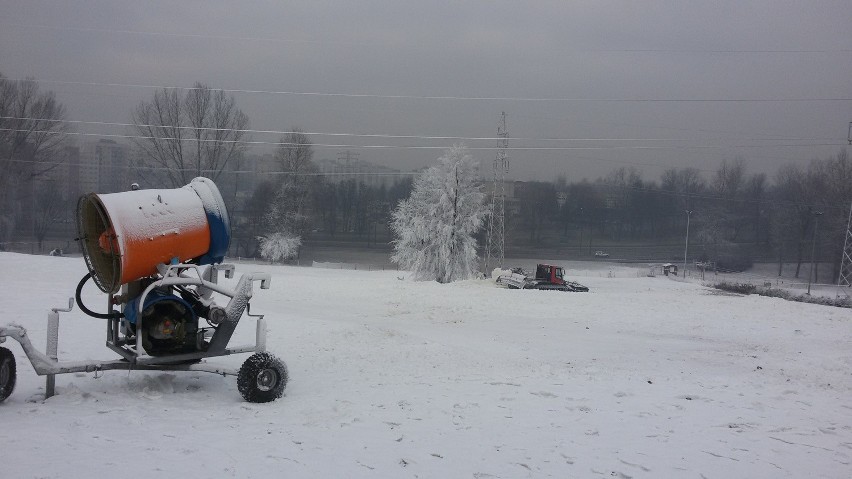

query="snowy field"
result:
[1,252,851,478]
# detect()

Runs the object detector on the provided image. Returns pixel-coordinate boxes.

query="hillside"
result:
[1,253,850,478]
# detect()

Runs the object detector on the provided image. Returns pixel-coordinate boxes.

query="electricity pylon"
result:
[484,112,509,274]
[837,123,852,300]
[836,200,852,300]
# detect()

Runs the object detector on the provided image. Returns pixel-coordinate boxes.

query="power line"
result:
[0,116,840,144]
[579,49,852,54]
[0,128,842,152]
[2,78,850,103]
[563,154,719,174]
[6,134,849,210]
[511,112,819,142]
[584,181,851,212]
[7,156,417,177]
[0,149,710,179]
[0,23,399,48]
[7,23,852,55]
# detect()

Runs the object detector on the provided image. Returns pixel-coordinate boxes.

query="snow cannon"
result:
[0,177,289,405]
[76,177,231,294]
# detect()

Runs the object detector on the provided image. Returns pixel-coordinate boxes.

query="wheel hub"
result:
[256,368,278,392]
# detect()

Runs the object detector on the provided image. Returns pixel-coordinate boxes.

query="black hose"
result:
[75,272,124,319]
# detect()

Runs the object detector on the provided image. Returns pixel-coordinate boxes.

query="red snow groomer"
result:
[497,264,589,292]
[0,178,287,403]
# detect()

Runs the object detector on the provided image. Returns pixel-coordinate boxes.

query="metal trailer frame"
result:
[0,263,271,399]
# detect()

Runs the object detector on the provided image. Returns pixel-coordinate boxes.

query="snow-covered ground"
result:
[1,252,851,478]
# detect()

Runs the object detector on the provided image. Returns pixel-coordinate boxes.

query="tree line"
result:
[516,153,851,281]
[2,75,850,284]
[0,74,69,248]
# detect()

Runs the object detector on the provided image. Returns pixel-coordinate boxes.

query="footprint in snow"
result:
[531,391,558,398]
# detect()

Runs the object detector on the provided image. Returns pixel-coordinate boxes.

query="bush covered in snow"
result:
[713,282,757,295]
[713,281,852,308]
[258,232,302,263]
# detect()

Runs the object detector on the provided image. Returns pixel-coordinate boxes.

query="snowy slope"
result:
[1,252,851,478]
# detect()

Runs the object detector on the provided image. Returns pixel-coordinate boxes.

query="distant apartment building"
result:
[25,140,117,216]
[64,139,131,197]
[315,155,403,189]
[62,145,80,196]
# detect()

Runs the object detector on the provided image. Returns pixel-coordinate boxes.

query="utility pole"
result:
[834,121,852,301]
[807,211,823,295]
[578,207,584,255]
[836,201,852,300]
[484,112,509,273]
[683,210,692,279]
[30,173,36,253]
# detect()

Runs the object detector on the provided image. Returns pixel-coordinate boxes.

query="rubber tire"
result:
[0,346,16,402]
[237,352,288,403]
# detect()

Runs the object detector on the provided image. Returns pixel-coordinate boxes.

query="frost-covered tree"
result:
[254,130,317,260]
[266,129,317,238]
[391,145,486,283]
[258,232,302,263]
[259,181,305,262]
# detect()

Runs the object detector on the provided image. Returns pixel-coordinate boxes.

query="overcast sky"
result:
[1,0,850,182]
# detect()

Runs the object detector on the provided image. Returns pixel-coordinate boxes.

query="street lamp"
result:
[807,211,824,295]
[578,207,584,256]
[683,210,692,278]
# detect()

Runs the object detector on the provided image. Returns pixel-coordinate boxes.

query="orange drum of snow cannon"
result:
[77,178,230,294]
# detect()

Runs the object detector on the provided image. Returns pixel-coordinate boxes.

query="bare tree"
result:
[698,159,749,255]
[601,166,645,240]
[33,182,65,251]
[132,82,248,187]
[0,76,69,184]
[266,181,310,236]
[712,158,745,198]
[744,173,768,243]
[660,167,705,235]
[232,180,278,257]
[276,129,315,175]
[264,129,318,240]
[816,149,852,282]
[0,74,69,244]
[769,160,832,277]
[312,180,339,236]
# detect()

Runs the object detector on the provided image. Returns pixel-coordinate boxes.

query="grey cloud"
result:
[0,0,850,181]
